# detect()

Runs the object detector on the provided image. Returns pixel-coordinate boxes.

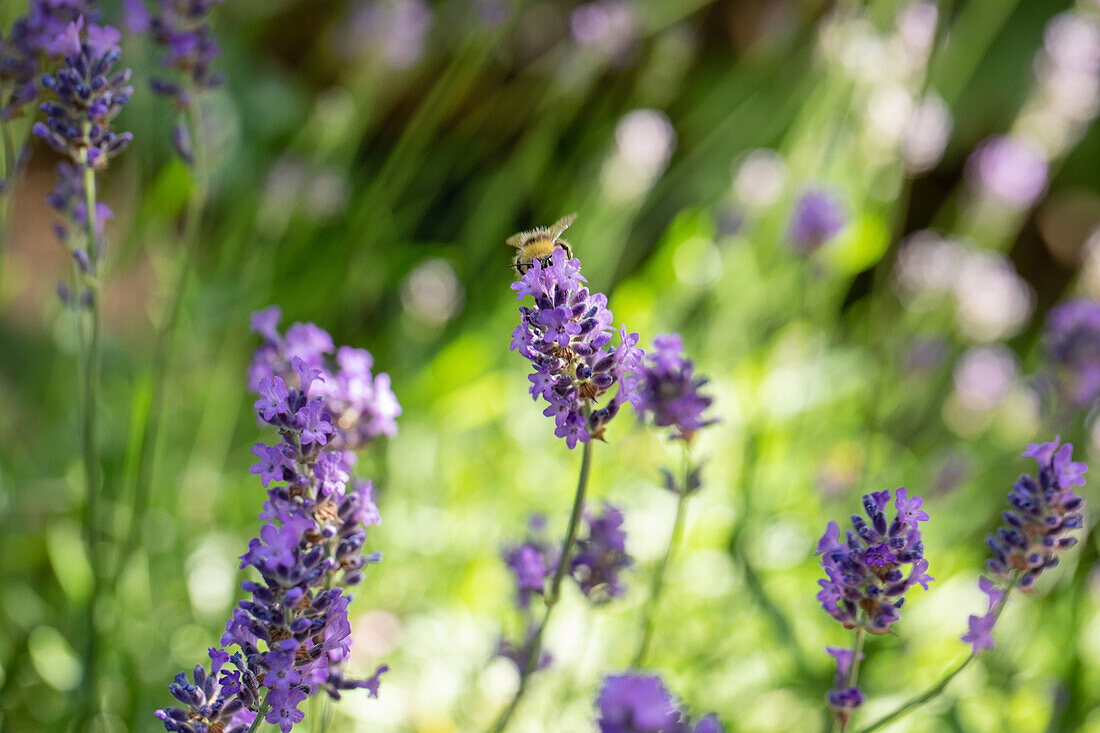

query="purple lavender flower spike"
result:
[35,19,133,170]
[964,438,1088,653]
[816,487,932,634]
[1042,299,1100,408]
[596,673,723,733]
[0,0,99,121]
[156,310,398,731]
[510,247,642,448]
[127,0,225,108]
[787,188,846,254]
[571,502,632,604]
[633,333,717,444]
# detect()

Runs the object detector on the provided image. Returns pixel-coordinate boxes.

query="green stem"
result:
[115,96,208,586]
[77,127,105,726]
[633,445,692,667]
[488,439,594,733]
[830,625,867,733]
[857,584,1016,733]
[246,688,271,733]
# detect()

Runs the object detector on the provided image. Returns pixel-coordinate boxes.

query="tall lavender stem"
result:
[76,120,107,725]
[489,438,594,733]
[116,88,208,586]
[633,445,691,666]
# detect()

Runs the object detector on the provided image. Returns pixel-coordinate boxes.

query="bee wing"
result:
[505,231,528,249]
[548,212,578,241]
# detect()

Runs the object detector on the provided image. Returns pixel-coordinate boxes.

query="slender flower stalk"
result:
[857,437,1086,733]
[490,438,594,733]
[630,333,715,665]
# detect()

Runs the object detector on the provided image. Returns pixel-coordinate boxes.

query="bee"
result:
[506,212,578,275]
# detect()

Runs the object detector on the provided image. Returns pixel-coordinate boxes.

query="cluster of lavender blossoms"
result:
[511,247,643,448]
[33,19,133,168]
[816,488,933,633]
[156,308,396,733]
[0,0,98,123]
[816,488,931,725]
[1042,299,1100,408]
[125,0,224,104]
[633,333,716,443]
[596,673,723,733]
[499,504,631,666]
[962,437,1087,652]
[786,188,846,254]
[125,0,224,160]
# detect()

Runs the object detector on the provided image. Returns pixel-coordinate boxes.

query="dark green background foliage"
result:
[1,0,1099,730]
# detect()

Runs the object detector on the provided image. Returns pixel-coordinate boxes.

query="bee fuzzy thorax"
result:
[507,212,578,275]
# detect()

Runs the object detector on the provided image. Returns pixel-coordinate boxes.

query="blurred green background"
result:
[2,0,1100,730]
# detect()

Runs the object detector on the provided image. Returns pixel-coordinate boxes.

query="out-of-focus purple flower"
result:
[511,247,643,448]
[596,673,723,733]
[502,516,556,610]
[1043,298,1100,408]
[816,488,932,634]
[570,0,638,62]
[343,0,432,69]
[156,310,395,731]
[633,333,717,443]
[966,135,1049,209]
[127,0,225,109]
[248,310,401,449]
[787,188,845,254]
[0,0,99,120]
[571,503,632,604]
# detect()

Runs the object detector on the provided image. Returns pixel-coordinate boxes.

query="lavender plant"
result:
[31,14,132,723]
[596,673,723,733]
[815,487,932,730]
[631,333,716,665]
[856,438,1087,733]
[491,241,642,731]
[155,308,396,732]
